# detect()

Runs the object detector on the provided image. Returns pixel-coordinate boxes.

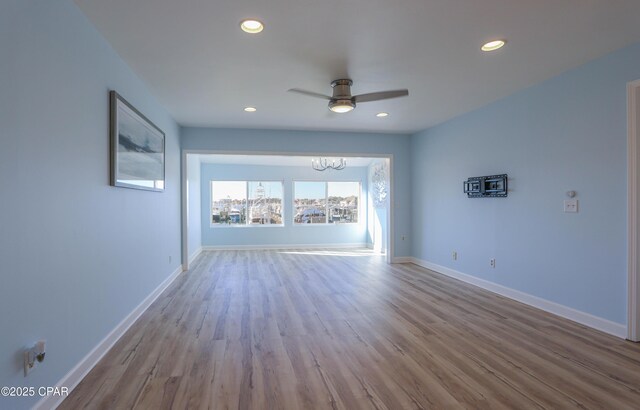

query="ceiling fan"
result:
[288,79,408,113]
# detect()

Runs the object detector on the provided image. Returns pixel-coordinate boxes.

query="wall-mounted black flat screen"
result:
[463,174,508,198]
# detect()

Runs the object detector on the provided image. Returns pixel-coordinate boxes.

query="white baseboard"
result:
[188,246,203,264]
[34,265,184,410]
[405,258,627,339]
[202,243,369,251]
[391,256,413,264]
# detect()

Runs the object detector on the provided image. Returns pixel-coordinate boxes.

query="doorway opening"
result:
[181,152,393,270]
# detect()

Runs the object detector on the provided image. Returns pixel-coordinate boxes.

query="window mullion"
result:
[325,181,329,224]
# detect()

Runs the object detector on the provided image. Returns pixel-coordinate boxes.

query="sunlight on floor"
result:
[277,249,384,257]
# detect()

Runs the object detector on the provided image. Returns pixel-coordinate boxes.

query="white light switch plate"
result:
[564,199,578,213]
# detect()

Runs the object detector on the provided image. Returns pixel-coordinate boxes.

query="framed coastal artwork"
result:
[109,90,165,192]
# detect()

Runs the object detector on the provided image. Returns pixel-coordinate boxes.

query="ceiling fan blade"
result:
[288,88,332,100]
[353,89,409,103]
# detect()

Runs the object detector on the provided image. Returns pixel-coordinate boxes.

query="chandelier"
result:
[312,157,346,171]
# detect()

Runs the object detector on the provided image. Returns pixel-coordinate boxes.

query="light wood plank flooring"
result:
[61,249,640,409]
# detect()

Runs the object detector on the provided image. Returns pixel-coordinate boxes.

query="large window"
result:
[328,181,359,223]
[294,181,359,224]
[248,181,283,225]
[294,181,327,224]
[211,181,283,226]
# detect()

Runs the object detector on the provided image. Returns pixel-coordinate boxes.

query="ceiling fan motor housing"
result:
[331,79,354,99]
[328,79,356,112]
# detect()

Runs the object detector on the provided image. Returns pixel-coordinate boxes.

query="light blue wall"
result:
[200,164,368,247]
[0,2,181,408]
[411,42,640,325]
[187,155,202,259]
[371,206,387,251]
[181,128,412,256]
[367,160,389,252]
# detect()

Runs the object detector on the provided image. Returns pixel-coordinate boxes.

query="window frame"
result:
[327,181,361,225]
[292,180,361,226]
[210,180,285,228]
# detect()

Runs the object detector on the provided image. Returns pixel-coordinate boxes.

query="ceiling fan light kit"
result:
[329,99,356,113]
[288,78,408,114]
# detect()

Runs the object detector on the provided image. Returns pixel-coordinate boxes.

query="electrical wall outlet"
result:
[564,199,578,213]
[401,235,406,241]
[452,251,457,261]
[23,351,35,376]
[24,340,46,377]
[490,258,496,268]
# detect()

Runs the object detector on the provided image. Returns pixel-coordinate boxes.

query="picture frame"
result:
[110,90,165,192]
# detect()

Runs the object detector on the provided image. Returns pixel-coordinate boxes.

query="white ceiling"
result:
[197,154,374,167]
[76,0,640,134]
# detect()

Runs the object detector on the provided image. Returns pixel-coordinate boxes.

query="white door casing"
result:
[628,80,640,342]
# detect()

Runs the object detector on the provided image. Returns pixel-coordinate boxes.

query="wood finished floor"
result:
[60,249,640,409]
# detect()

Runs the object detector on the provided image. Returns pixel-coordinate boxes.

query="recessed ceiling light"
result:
[376,112,389,118]
[481,39,506,52]
[244,106,257,112]
[240,19,264,34]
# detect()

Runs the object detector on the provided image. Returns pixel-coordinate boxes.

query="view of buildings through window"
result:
[293,181,326,224]
[294,181,359,224]
[211,181,283,225]
[211,180,360,226]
